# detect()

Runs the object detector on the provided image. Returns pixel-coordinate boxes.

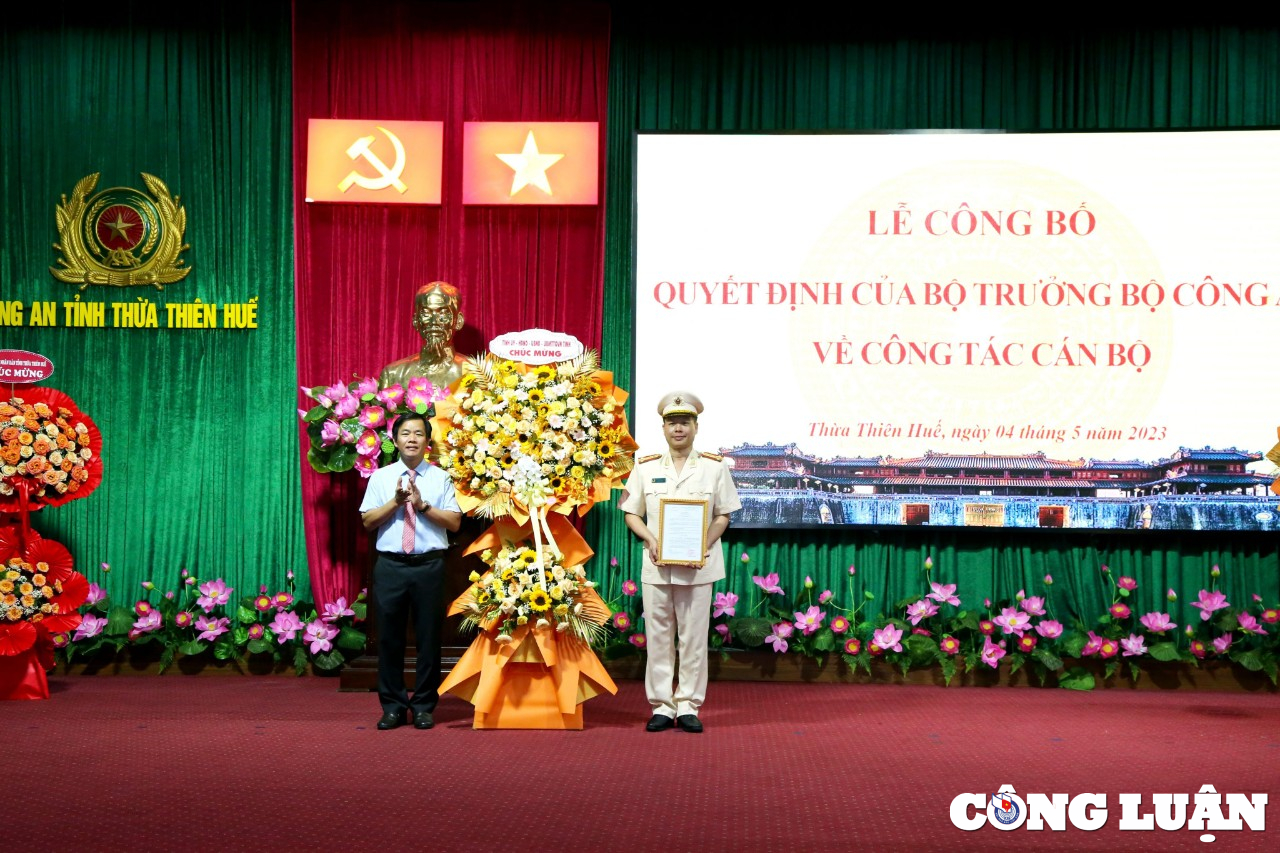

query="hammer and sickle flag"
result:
[462,122,598,205]
[305,119,443,204]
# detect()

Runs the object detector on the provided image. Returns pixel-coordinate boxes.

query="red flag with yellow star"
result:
[462,122,598,205]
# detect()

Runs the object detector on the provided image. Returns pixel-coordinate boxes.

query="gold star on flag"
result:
[496,131,564,196]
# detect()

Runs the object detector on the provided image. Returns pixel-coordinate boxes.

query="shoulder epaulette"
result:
[637,454,661,464]
[700,451,724,462]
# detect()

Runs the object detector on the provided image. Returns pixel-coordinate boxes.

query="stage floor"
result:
[11,677,1279,852]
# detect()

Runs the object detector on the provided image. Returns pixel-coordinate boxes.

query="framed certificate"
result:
[657,497,708,567]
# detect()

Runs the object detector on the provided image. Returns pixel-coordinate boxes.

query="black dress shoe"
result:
[413,711,434,730]
[645,714,675,732]
[676,714,703,733]
[376,711,406,730]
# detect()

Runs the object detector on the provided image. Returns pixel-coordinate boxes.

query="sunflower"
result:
[532,365,556,383]
[528,588,552,612]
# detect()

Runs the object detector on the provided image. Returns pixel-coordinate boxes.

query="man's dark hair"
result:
[393,411,430,440]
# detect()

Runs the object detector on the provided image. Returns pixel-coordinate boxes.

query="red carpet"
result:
[9,677,1278,852]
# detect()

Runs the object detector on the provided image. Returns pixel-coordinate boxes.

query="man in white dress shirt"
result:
[359,411,462,730]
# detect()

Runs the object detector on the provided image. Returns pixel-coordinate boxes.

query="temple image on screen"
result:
[722,443,1277,530]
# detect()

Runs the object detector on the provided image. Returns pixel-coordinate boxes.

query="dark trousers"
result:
[373,551,445,716]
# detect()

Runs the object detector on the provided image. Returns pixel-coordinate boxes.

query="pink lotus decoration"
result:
[1191,590,1230,621]
[871,623,903,653]
[1139,612,1177,633]
[752,573,784,596]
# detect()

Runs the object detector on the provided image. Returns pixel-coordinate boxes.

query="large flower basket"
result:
[432,352,635,728]
[438,515,617,729]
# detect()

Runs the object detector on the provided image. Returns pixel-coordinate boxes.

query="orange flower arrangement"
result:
[0,388,102,511]
[0,537,87,657]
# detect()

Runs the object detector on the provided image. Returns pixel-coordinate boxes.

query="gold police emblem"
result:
[50,172,191,290]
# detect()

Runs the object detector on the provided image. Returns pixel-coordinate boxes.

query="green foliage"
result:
[1147,641,1181,662]
[337,626,367,651]
[602,642,640,660]
[906,634,939,666]
[1058,666,1096,691]
[213,638,238,661]
[939,656,957,685]
[1061,632,1087,658]
[727,616,772,648]
[313,650,345,671]
[106,605,134,636]
[1032,647,1063,671]
[1234,649,1265,672]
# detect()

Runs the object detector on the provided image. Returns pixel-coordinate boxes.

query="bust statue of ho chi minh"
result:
[379,281,468,391]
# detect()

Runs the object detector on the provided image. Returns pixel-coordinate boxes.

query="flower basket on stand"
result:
[433,351,638,729]
[0,388,99,700]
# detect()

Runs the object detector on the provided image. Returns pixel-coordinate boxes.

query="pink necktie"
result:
[401,469,417,553]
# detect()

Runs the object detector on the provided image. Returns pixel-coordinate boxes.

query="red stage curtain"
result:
[292,1,610,604]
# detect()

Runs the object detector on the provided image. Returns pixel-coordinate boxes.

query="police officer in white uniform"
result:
[619,391,741,733]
